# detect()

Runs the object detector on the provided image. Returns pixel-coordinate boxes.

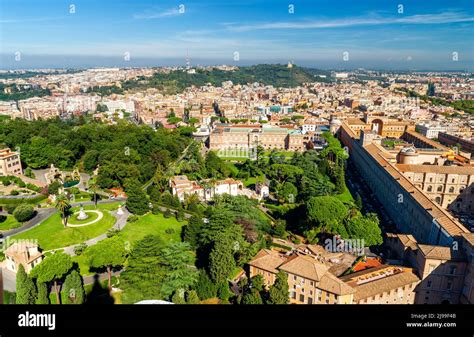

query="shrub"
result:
[26,183,41,192]
[127,215,139,223]
[13,204,35,222]
[165,228,175,235]
[0,215,7,223]
[151,204,161,215]
[195,270,217,300]
[10,190,19,196]
[47,181,62,195]
[5,204,17,214]
[106,228,121,238]
[175,209,185,221]
[74,243,88,256]
[163,209,172,218]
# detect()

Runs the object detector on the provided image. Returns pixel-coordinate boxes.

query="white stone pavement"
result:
[47,207,130,256]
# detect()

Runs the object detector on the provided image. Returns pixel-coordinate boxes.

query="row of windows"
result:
[290,291,331,304]
[425,185,466,193]
[7,161,20,168]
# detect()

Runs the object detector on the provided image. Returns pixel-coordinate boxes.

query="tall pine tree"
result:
[125,179,149,215]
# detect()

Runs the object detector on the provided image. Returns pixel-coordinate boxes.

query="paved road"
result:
[1,268,16,292]
[1,208,56,237]
[1,198,126,238]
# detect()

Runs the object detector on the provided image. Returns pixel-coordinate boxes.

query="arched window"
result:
[437,186,443,192]
[435,197,441,204]
[449,187,454,193]
[427,186,432,192]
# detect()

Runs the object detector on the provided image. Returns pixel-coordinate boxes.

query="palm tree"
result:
[55,195,71,228]
[89,182,99,208]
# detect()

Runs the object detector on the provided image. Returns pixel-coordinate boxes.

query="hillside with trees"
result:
[121,64,332,94]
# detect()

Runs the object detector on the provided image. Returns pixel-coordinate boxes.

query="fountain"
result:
[117,205,124,215]
[76,204,89,220]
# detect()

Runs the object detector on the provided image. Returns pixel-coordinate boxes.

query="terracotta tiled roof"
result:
[278,254,328,282]
[5,242,43,265]
[248,249,287,274]
[396,234,419,251]
[461,233,474,247]
[364,143,469,237]
[318,272,356,295]
[396,164,474,176]
[417,244,465,261]
[404,130,449,150]
[353,258,382,272]
[340,266,420,302]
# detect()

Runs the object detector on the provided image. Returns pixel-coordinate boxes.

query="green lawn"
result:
[244,177,257,187]
[11,203,119,251]
[72,192,92,202]
[68,211,100,225]
[219,156,249,162]
[263,150,294,158]
[0,215,21,231]
[335,187,355,203]
[73,213,185,276]
[118,213,185,247]
[72,254,92,276]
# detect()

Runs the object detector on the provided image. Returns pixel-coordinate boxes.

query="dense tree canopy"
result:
[16,264,37,304]
[0,118,191,188]
[86,236,127,290]
[30,252,73,304]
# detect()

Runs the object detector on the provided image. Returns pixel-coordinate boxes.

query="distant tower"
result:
[185,50,191,70]
[287,61,293,68]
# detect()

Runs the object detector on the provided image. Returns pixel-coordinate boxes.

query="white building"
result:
[416,123,447,139]
[169,176,244,202]
[4,242,44,273]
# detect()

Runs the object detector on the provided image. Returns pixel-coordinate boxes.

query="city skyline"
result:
[1,0,474,70]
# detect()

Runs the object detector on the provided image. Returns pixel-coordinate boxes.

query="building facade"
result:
[0,148,23,176]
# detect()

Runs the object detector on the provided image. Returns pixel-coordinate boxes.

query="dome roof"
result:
[400,147,417,154]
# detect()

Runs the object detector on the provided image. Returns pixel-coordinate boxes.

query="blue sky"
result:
[1,0,473,69]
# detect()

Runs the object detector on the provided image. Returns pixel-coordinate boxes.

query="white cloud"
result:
[224,12,474,32]
[133,7,182,20]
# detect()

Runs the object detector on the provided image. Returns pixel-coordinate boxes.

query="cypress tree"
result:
[171,290,186,304]
[16,264,37,304]
[186,290,200,304]
[62,270,85,304]
[125,180,149,215]
[209,233,235,284]
[195,270,217,300]
[36,282,50,304]
[268,271,289,304]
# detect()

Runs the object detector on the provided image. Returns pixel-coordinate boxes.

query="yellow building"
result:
[248,249,420,304]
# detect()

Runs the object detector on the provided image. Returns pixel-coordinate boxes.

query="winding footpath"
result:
[57,207,130,255]
[1,198,126,238]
